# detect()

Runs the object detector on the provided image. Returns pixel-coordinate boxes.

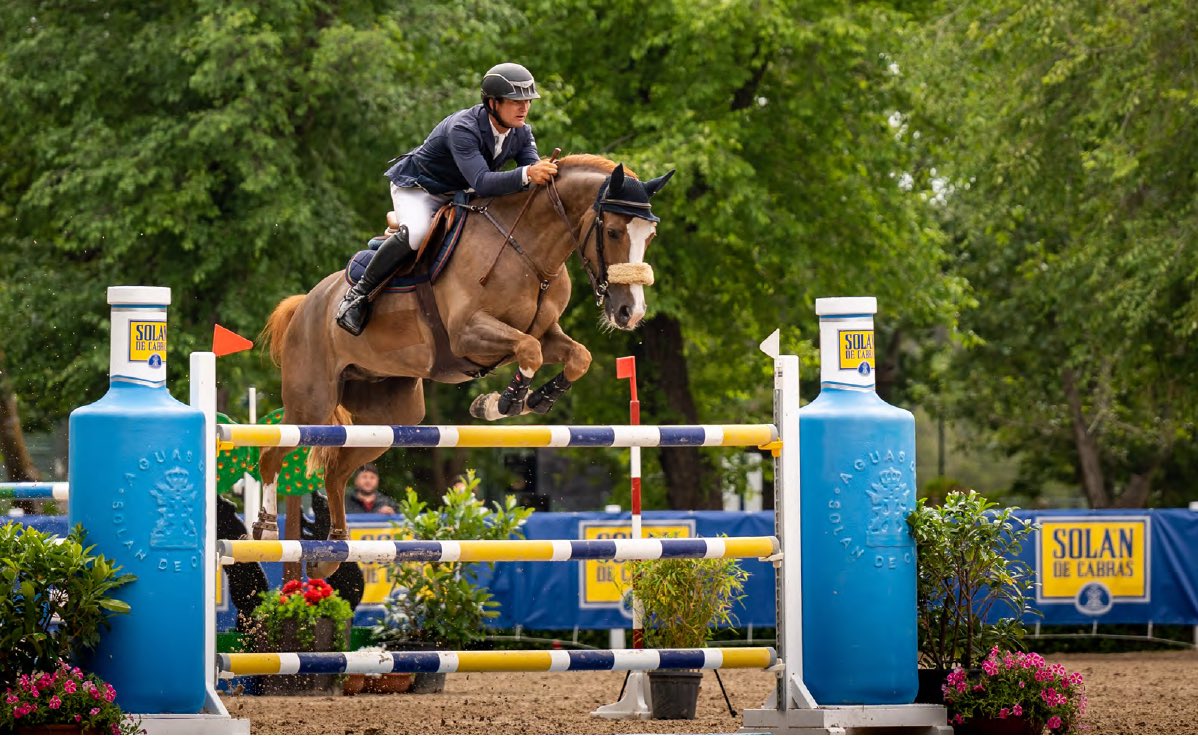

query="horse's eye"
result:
[606,228,619,239]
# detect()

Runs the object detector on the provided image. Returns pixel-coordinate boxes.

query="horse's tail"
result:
[260,295,306,366]
[306,405,352,478]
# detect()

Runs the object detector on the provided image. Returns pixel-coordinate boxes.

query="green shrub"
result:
[0,523,135,685]
[626,554,749,649]
[373,471,532,650]
[907,490,1037,670]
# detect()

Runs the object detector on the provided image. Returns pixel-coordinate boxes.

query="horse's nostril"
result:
[617,305,632,323]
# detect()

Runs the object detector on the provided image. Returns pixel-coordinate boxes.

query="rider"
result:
[335,62,560,335]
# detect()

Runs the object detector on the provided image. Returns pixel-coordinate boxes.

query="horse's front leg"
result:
[452,313,544,421]
[527,323,592,415]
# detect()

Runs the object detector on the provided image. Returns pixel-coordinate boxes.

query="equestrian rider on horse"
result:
[335,63,560,335]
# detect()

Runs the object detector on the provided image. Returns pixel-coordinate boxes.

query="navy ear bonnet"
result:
[595,165,676,223]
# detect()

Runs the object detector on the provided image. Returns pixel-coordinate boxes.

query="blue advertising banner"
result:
[15,507,1198,631]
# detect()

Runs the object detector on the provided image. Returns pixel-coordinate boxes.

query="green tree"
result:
[507,0,965,507]
[907,0,1198,507]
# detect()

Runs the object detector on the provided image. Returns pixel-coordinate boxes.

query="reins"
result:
[467,148,616,308]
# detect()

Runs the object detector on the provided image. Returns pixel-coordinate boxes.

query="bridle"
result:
[547,176,654,306]
[470,167,654,308]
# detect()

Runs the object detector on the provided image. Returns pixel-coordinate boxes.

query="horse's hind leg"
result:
[253,363,341,541]
[251,446,287,540]
[307,377,426,579]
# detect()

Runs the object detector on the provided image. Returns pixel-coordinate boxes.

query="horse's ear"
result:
[644,169,675,198]
[609,164,625,195]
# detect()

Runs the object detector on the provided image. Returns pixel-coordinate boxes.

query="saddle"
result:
[343,193,491,380]
[344,191,472,293]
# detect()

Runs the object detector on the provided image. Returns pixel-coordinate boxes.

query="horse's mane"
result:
[557,154,639,180]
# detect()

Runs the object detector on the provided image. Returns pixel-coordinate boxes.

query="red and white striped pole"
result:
[615,356,643,649]
[593,356,653,719]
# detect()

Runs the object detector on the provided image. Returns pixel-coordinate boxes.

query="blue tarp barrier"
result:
[13,508,1197,630]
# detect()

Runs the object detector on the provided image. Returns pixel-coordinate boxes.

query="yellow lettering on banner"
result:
[128,321,168,362]
[837,330,875,371]
[580,522,694,606]
[1038,519,1148,600]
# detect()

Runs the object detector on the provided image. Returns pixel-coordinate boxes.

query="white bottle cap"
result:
[108,286,171,388]
[816,296,878,391]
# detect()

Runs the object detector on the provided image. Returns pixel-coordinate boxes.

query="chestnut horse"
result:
[255,154,674,574]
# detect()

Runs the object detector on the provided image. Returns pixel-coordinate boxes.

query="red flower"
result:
[282,579,304,595]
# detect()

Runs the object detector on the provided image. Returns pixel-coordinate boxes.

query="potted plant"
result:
[249,577,353,695]
[372,471,532,694]
[907,490,1037,703]
[0,523,138,734]
[625,552,749,720]
[0,523,135,686]
[1,660,142,735]
[944,647,1087,734]
[340,646,413,696]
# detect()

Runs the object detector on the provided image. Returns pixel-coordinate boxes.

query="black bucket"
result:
[648,670,703,720]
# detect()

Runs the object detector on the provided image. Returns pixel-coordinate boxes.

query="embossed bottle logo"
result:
[827,448,916,567]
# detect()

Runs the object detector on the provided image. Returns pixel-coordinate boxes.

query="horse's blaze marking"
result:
[625,218,656,322]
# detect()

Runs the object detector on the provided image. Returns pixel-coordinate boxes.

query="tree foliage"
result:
[907,0,1198,506]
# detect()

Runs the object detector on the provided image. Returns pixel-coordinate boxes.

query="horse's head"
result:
[586,164,675,330]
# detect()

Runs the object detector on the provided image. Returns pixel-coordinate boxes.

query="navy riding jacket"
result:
[384,104,540,198]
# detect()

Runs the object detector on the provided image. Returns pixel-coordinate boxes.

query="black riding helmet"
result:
[481,62,541,101]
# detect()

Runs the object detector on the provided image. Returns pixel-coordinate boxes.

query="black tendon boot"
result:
[336,226,417,335]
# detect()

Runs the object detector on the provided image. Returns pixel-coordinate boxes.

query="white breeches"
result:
[390,184,453,250]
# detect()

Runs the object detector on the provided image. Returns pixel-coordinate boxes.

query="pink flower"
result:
[1013,704,1023,716]
[952,714,965,725]
[1047,715,1062,730]
[64,680,77,694]
[973,684,985,692]
[1018,680,1026,688]
[5,694,16,705]
[999,708,1010,719]
[957,682,967,693]
[982,660,999,676]
[49,696,62,710]
[90,707,101,716]
[71,667,84,679]
[75,715,82,723]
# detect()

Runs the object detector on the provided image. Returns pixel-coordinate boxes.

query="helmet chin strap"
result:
[485,98,505,127]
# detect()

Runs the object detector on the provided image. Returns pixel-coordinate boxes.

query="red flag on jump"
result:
[212,324,254,357]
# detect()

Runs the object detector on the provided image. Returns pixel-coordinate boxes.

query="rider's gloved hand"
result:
[527,160,559,186]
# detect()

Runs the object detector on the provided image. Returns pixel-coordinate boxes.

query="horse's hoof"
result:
[309,561,342,579]
[470,392,504,421]
[251,521,278,541]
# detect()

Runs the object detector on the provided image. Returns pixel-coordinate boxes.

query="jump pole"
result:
[592,355,653,720]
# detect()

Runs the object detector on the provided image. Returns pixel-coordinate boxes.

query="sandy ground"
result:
[220,650,1198,735]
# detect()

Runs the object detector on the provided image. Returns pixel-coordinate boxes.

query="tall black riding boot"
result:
[336,226,417,335]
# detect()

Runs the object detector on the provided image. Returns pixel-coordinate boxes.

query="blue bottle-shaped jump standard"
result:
[799,297,918,705]
[68,287,206,714]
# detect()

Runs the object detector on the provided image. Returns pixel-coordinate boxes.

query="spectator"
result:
[344,464,399,515]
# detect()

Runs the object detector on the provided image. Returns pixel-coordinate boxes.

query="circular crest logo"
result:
[857,362,872,376]
[148,354,163,368]
[1074,581,1113,616]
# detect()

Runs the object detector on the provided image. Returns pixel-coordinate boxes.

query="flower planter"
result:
[385,641,448,694]
[342,673,414,696]
[916,668,949,704]
[648,670,703,720]
[954,715,1044,735]
[254,616,351,696]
